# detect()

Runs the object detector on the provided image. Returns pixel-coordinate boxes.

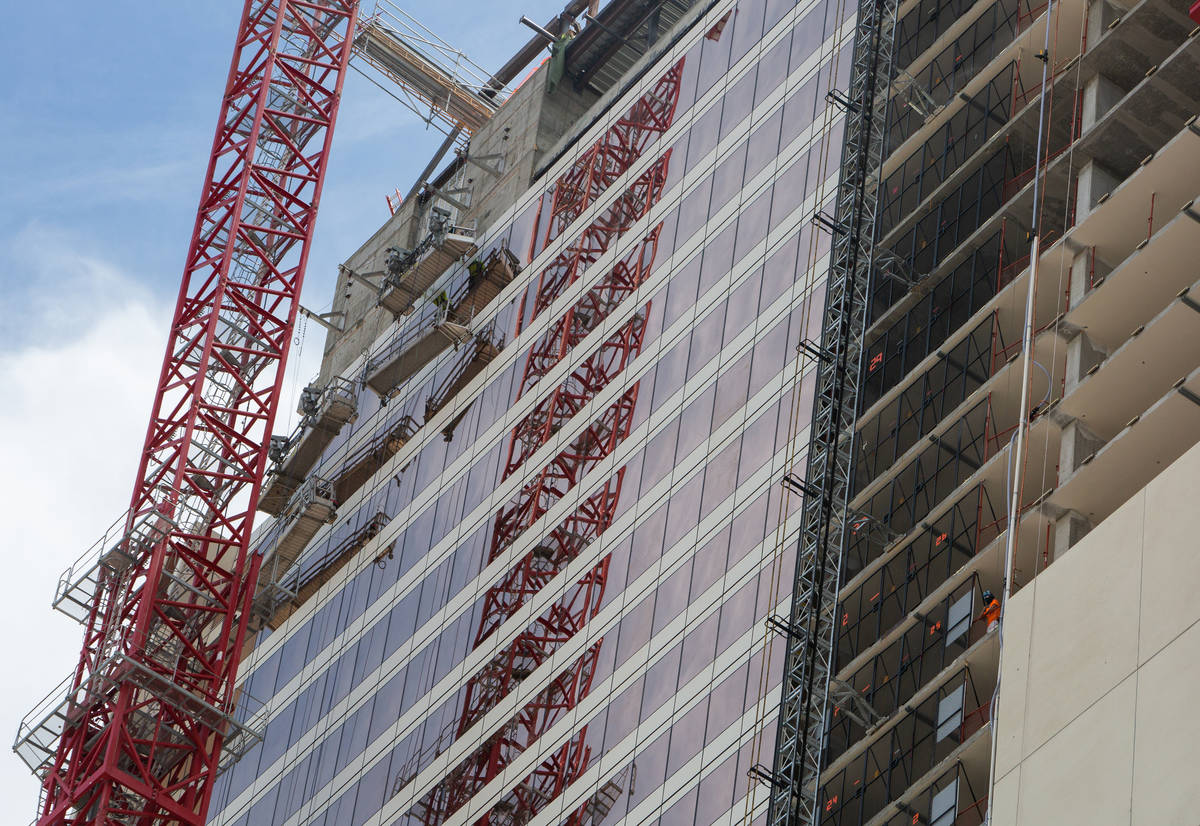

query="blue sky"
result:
[0,0,563,810]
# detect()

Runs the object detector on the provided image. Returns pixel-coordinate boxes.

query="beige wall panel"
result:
[1021,489,1144,755]
[993,583,1034,780]
[1014,674,1136,826]
[992,441,1200,824]
[1132,620,1200,826]
[1139,443,1200,663]
[988,765,1021,826]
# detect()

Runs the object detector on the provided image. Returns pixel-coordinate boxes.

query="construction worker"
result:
[978,589,1001,633]
[432,289,450,317]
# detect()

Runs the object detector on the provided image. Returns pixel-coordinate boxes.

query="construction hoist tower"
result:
[766,0,899,820]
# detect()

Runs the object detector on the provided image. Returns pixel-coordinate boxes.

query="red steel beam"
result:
[36,2,357,823]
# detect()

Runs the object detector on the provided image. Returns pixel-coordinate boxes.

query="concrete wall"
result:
[990,437,1200,825]
[462,66,598,234]
[313,60,598,385]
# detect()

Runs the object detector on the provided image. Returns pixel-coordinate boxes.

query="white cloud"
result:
[0,291,168,811]
[0,222,159,348]
[2,158,191,214]
[0,228,329,814]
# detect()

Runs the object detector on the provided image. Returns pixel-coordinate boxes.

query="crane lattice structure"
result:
[410,59,683,826]
[23,1,358,823]
[766,0,899,821]
[12,0,585,823]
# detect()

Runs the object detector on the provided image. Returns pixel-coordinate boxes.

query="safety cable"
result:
[743,0,853,820]
[984,0,1086,815]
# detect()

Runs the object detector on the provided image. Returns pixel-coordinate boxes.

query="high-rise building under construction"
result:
[765,0,1200,819]
[14,0,1200,824]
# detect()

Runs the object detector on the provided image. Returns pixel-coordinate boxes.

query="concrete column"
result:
[1052,509,1094,560]
[1064,331,1107,394]
[1059,418,1105,477]
[1081,73,1126,132]
[1068,249,1114,310]
[1075,160,1121,223]
[1086,0,1129,50]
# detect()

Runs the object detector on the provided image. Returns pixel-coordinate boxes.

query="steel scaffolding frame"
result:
[819,660,989,824]
[857,307,1002,478]
[767,0,900,819]
[885,0,1025,152]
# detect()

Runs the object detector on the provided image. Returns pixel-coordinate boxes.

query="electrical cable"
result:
[984,0,1066,816]
[744,0,854,820]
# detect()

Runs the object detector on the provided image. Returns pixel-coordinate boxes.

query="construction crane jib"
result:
[22,1,358,823]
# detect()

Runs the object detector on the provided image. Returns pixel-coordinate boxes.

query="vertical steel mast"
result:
[767,0,897,821]
[36,1,357,823]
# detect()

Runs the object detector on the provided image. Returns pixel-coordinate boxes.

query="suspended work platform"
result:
[426,335,501,439]
[455,247,520,318]
[251,476,337,631]
[333,415,419,503]
[366,315,472,397]
[259,378,358,516]
[370,246,519,397]
[256,513,393,632]
[377,220,478,317]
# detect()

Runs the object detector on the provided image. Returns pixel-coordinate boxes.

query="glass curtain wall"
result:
[204,2,859,825]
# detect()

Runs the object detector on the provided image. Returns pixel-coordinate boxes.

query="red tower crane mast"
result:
[34,1,357,823]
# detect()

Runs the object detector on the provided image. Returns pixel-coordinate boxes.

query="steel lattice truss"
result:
[37,2,357,823]
[412,60,683,826]
[767,0,899,823]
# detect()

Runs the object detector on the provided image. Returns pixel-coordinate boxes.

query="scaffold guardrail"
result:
[16,653,264,780]
[51,508,177,624]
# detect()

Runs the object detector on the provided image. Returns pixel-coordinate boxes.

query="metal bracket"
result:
[340,264,382,290]
[874,248,927,289]
[519,14,558,44]
[767,614,809,642]
[457,149,505,178]
[811,211,849,235]
[425,183,471,212]
[781,473,903,544]
[828,677,885,728]
[781,472,821,499]
[826,89,860,113]
[748,764,792,789]
[298,305,345,334]
[895,69,941,121]
[797,339,838,363]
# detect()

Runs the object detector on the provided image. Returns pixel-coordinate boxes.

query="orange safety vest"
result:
[981,598,1001,626]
